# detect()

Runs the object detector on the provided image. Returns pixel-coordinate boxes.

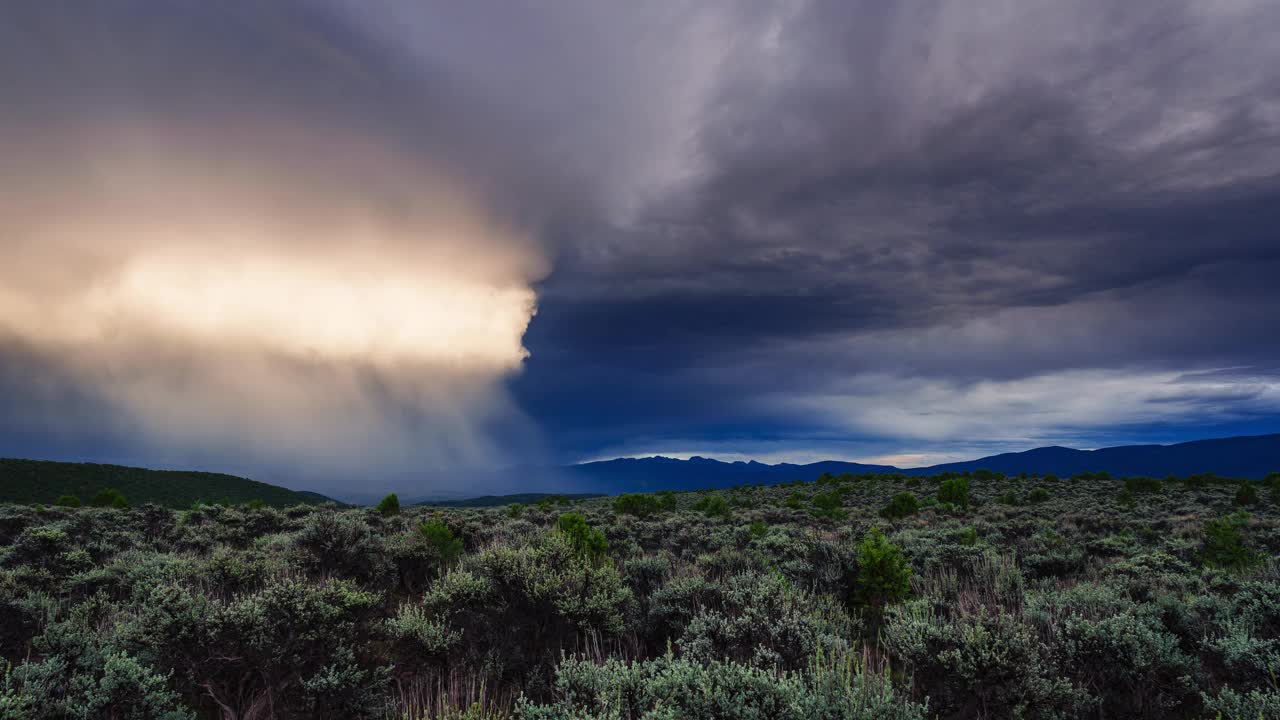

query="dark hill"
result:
[538,434,1280,495]
[558,455,898,494]
[0,458,335,508]
[903,434,1280,479]
[416,492,603,507]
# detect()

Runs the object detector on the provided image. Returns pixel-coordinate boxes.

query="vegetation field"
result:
[1,470,1277,719]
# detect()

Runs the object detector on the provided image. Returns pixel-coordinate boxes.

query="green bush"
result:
[1116,488,1135,507]
[1202,512,1259,571]
[809,491,847,521]
[52,495,81,508]
[657,491,679,511]
[855,527,912,611]
[1234,482,1259,506]
[880,492,919,519]
[90,488,129,509]
[613,493,662,519]
[1123,476,1163,494]
[556,513,609,564]
[693,493,731,519]
[937,478,970,509]
[1027,487,1050,504]
[376,493,400,517]
[418,519,464,570]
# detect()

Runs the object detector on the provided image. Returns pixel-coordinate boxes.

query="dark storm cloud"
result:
[3,0,1279,484]
[516,0,1280,460]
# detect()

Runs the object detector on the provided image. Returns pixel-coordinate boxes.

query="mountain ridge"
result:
[550,433,1280,493]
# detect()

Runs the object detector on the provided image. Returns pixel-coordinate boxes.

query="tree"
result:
[810,491,847,520]
[881,492,919,519]
[855,527,912,611]
[614,493,662,519]
[376,493,401,517]
[692,493,731,519]
[657,491,678,511]
[418,519,464,571]
[53,495,81,508]
[1234,482,1258,506]
[1202,512,1257,570]
[90,488,128,509]
[937,478,970,509]
[556,513,609,564]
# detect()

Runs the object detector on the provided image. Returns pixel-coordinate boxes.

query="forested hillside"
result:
[0,458,332,509]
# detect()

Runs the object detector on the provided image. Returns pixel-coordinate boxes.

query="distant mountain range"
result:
[549,433,1280,494]
[3,434,1276,507]
[0,458,338,509]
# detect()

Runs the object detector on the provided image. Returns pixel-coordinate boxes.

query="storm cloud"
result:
[2,0,1279,493]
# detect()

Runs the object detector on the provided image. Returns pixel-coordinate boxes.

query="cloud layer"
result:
[2,0,1279,492]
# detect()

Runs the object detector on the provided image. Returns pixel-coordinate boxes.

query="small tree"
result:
[855,527,912,611]
[614,493,662,519]
[377,493,401,517]
[91,488,128,509]
[418,519,464,571]
[937,478,970,509]
[1124,476,1163,494]
[692,493,731,519]
[880,492,920,519]
[1234,482,1258,507]
[656,491,678,511]
[1202,512,1257,571]
[556,513,609,564]
[53,495,81,508]
[810,491,847,520]
[1027,488,1050,504]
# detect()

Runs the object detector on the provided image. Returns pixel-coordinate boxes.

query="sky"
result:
[2,0,1279,495]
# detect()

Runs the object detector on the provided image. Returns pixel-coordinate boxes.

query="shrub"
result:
[809,491,847,521]
[693,494,731,519]
[53,495,81,508]
[423,533,631,686]
[855,527,912,611]
[614,493,662,519]
[680,571,856,669]
[880,492,919,519]
[1234,482,1259,506]
[556,513,609,564]
[90,488,129,509]
[997,490,1019,505]
[785,492,803,510]
[937,478,970,509]
[295,511,391,585]
[376,493,400,517]
[1027,487,1050,504]
[516,650,927,720]
[507,503,525,518]
[1202,513,1259,571]
[1124,476,1163,494]
[657,491,679,511]
[418,519,465,570]
[884,603,1087,718]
